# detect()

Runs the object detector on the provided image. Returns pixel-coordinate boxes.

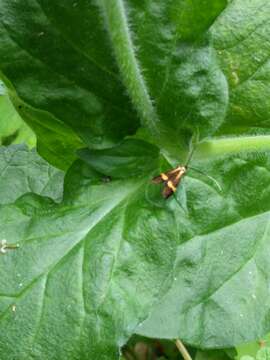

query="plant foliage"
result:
[0,1,270,359]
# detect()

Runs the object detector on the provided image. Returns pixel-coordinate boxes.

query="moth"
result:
[152,132,221,200]
[152,165,187,199]
[152,164,221,199]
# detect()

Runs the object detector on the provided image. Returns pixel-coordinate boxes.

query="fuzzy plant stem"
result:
[98,0,182,157]
[99,0,159,133]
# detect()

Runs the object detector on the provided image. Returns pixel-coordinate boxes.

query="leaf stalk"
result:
[175,339,192,360]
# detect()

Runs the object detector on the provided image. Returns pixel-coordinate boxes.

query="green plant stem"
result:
[195,135,270,159]
[98,0,184,158]
[175,339,192,360]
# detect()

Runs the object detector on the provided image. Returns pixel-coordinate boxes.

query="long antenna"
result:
[183,130,222,192]
[185,145,196,167]
[188,166,222,192]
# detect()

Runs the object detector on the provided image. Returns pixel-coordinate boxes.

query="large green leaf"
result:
[0,0,228,165]
[0,156,181,360]
[2,146,270,359]
[137,151,270,348]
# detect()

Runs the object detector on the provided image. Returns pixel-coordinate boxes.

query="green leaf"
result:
[0,0,229,164]
[137,151,270,348]
[106,0,229,142]
[1,1,270,358]
[2,146,270,358]
[172,0,228,41]
[0,145,64,204]
[0,81,36,147]
[14,100,85,170]
[0,155,182,360]
[211,0,270,135]
[78,139,160,178]
[0,0,139,165]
